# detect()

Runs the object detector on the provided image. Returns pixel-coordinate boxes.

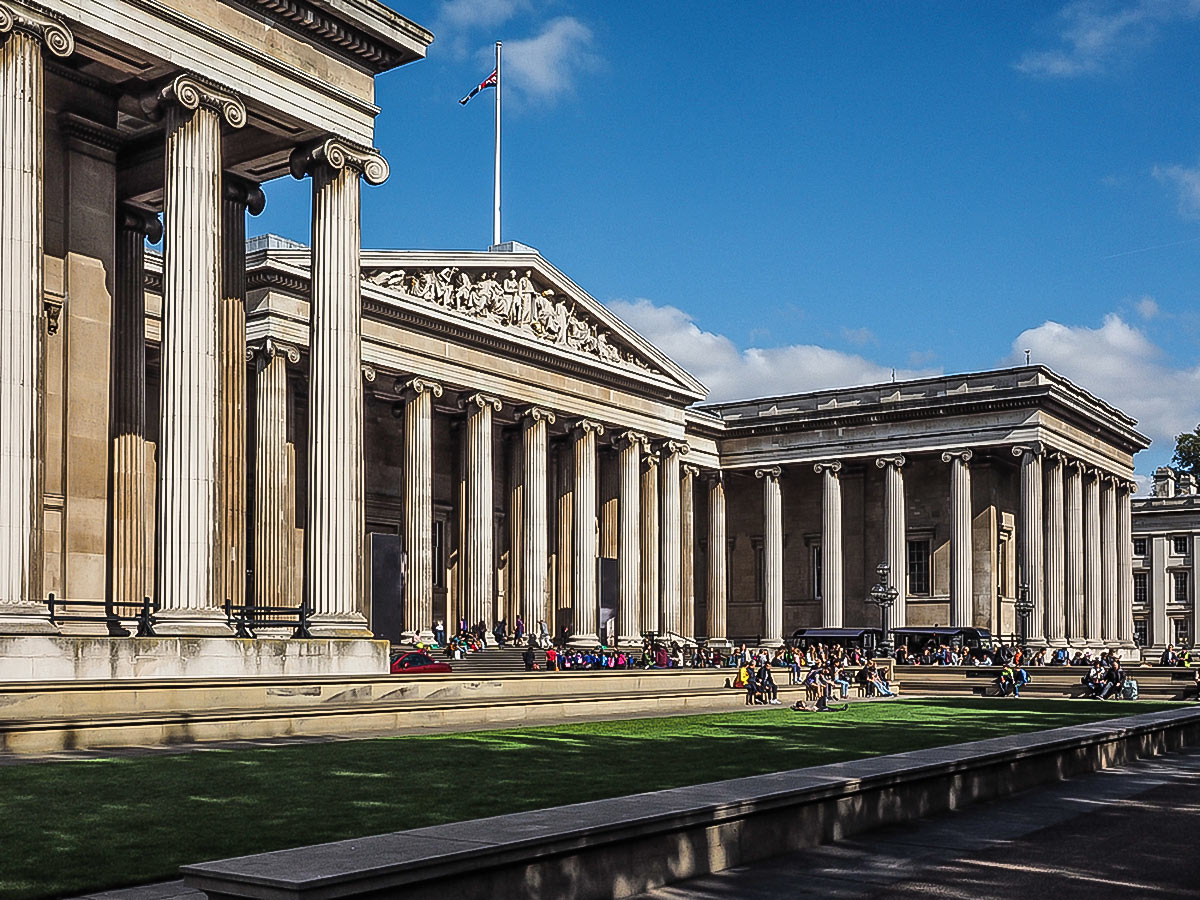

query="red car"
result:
[390,651,453,675]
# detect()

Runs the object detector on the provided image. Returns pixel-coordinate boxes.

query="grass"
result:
[0,697,1179,899]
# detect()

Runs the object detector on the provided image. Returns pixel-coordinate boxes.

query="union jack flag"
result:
[459,69,498,105]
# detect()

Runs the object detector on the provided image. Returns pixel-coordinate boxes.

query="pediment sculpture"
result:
[365,266,656,373]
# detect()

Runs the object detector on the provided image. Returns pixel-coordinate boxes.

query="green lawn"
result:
[0,697,1178,899]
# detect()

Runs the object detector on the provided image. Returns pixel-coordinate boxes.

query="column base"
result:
[705,638,733,650]
[307,613,374,639]
[759,637,784,648]
[569,632,599,648]
[154,608,234,637]
[0,604,60,635]
[1045,637,1069,648]
[401,629,436,646]
[616,634,643,648]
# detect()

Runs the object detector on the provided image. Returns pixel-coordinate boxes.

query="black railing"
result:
[223,599,312,639]
[46,594,157,637]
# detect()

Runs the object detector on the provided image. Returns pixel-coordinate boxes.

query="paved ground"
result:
[635,745,1200,899]
[68,745,1200,900]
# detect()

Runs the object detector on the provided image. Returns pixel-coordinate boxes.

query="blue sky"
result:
[251,1,1200,478]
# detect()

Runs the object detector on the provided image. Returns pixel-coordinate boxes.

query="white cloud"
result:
[1015,0,1200,78]
[438,0,531,30]
[841,326,876,346]
[1135,295,1160,319]
[1008,314,1200,452]
[499,17,597,105]
[606,298,938,402]
[1153,162,1200,219]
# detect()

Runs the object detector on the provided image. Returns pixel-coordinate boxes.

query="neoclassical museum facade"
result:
[0,0,1151,679]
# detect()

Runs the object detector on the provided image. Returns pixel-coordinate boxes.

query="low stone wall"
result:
[181,706,1200,900]
[0,636,389,682]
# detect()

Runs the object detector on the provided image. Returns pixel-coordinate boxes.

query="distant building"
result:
[1132,468,1200,651]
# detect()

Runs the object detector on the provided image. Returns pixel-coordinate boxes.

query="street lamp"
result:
[1015,581,1033,648]
[868,562,899,658]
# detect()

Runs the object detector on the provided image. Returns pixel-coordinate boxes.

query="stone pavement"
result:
[636,745,1200,899]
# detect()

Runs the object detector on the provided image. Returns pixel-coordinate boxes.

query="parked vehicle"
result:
[389,651,453,674]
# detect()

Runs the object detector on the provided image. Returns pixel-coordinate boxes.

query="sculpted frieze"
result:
[365,265,657,374]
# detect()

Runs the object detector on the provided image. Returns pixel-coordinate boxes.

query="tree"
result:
[1174,425,1200,478]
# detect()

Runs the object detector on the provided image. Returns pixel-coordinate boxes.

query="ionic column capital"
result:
[941,448,973,465]
[755,465,782,481]
[1045,450,1068,466]
[361,364,377,383]
[1012,443,1044,460]
[705,469,726,487]
[460,392,502,413]
[118,204,163,242]
[519,405,556,426]
[290,136,389,186]
[400,377,444,400]
[660,439,689,457]
[875,455,906,469]
[682,463,700,478]
[248,337,300,365]
[223,173,266,216]
[144,74,246,128]
[0,1,73,57]
[612,429,646,452]
[643,454,661,470]
[813,460,842,475]
[572,418,605,437]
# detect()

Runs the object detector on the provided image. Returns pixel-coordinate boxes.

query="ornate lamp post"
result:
[868,562,899,658]
[1015,581,1033,648]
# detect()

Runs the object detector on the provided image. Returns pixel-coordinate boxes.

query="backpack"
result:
[1122,679,1139,701]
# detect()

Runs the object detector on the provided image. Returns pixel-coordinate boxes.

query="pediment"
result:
[359,249,707,401]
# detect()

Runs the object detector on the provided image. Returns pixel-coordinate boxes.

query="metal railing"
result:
[223,599,312,639]
[46,594,158,637]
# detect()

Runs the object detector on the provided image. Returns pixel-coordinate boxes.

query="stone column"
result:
[401,378,443,641]
[554,444,573,634]
[706,472,728,645]
[0,0,72,631]
[680,464,698,640]
[814,461,844,627]
[599,451,619,560]
[1100,475,1119,644]
[1083,469,1103,644]
[109,207,161,618]
[218,175,264,613]
[461,393,501,633]
[153,75,245,634]
[1043,453,1067,646]
[290,137,387,636]
[571,420,604,645]
[876,456,907,632]
[1064,460,1085,643]
[756,466,784,646]
[659,441,687,636]
[1013,445,1045,643]
[1117,480,1135,647]
[640,451,660,634]
[614,431,645,646]
[942,450,974,627]
[521,407,554,634]
[252,339,299,610]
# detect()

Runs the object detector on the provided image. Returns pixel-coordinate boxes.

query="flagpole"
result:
[493,41,502,247]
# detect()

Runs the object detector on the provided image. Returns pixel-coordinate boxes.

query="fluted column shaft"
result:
[615,432,643,646]
[521,408,553,631]
[155,79,244,634]
[758,467,783,646]
[1117,482,1134,646]
[110,209,159,616]
[815,462,843,627]
[1015,446,1045,642]
[943,450,974,627]
[640,455,660,634]
[1043,454,1067,645]
[1064,462,1085,642]
[680,465,697,639]
[292,138,386,635]
[1101,476,1118,643]
[464,395,500,631]
[252,341,295,610]
[571,420,603,644]
[877,456,907,632]
[218,177,263,613]
[1083,471,1102,643]
[706,474,728,643]
[554,445,573,632]
[403,379,442,639]
[660,442,685,635]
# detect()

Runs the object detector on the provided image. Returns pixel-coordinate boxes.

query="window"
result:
[812,544,822,600]
[1133,618,1148,648]
[907,539,931,596]
[1133,537,1147,557]
[1174,571,1190,605]
[1133,572,1148,604]
[1173,618,1191,647]
[1173,536,1189,556]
